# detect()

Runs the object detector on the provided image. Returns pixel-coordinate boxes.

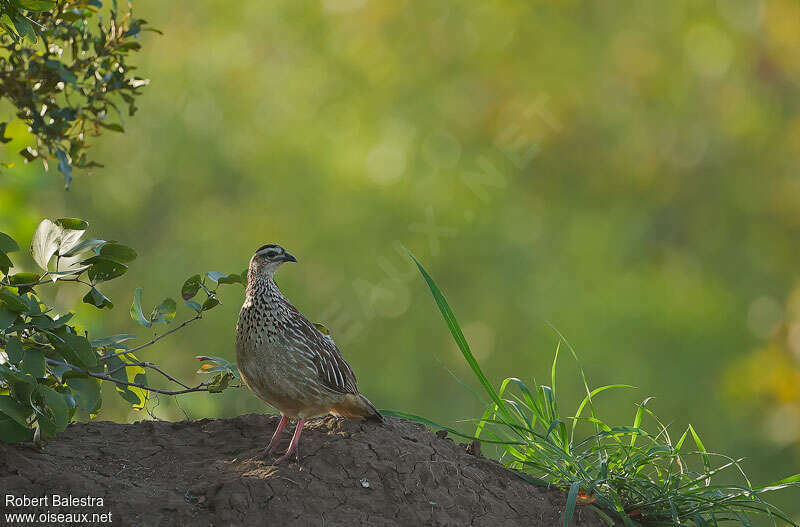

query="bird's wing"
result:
[282,301,359,395]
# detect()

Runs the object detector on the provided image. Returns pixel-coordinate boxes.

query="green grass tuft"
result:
[386,252,800,527]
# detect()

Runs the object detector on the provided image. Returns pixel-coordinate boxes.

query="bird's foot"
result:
[272,450,300,465]
[270,417,305,466]
[259,439,280,459]
[258,415,290,460]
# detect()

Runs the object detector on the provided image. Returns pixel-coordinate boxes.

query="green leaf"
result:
[98,122,125,133]
[20,349,45,378]
[18,0,56,11]
[205,271,225,284]
[60,238,106,257]
[37,385,70,433]
[5,272,41,287]
[11,15,36,43]
[64,373,101,414]
[0,288,30,312]
[150,298,176,325]
[106,354,148,410]
[219,273,245,285]
[30,312,73,330]
[45,360,69,380]
[184,300,202,312]
[91,334,136,348]
[130,287,151,327]
[87,257,128,283]
[0,364,36,404]
[0,414,33,443]
[83,287,113,309]
[18,292,40,314]
[313,322,331,336]
[59,333,98,368]
[207,372,234,393]
[6,272,42,294]
[61,388,77,420]
[0,395,32,427]
[0,306,17,331]
[0,251,13,275]
[99,243,137,263]
[55,217,88,232]
[0,232,19,253]
[201,296,219,311]
[206,271,244,285]
[181,274,201,300]
[6,337,25,364]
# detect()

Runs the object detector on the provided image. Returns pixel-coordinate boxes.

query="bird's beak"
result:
[281,252,298,263]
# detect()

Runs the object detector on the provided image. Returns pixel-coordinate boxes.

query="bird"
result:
[235,243,382,464]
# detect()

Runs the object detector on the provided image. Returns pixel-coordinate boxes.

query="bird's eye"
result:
[265,250,277,258]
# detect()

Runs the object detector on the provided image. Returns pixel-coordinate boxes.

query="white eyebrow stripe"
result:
[255,247,282,257]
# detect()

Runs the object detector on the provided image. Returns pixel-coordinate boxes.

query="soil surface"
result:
[0,414,605,526]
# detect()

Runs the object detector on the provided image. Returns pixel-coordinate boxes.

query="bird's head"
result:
[249,243,298,276]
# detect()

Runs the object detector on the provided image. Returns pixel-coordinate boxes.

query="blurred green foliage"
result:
[0,0,153,188]
[1,0,799,519]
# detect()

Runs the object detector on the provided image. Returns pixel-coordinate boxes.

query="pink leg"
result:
[273,418,306,465]
[261,415,288,458]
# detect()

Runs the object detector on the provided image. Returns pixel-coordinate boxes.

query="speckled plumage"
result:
[235,251,381,422]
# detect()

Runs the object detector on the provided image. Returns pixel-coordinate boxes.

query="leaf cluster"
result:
[0,218,243,444]
[0,0,156,188]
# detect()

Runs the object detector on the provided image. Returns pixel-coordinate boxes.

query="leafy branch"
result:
[0,0,157,188]
[44,358,213,396]
[0,218,244,444]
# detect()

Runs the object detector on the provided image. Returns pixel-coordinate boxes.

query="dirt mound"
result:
[0,414,603,526]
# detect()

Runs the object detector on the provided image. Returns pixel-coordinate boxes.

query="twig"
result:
[105,360,192,390]
[98,349,138,360]
[0,276,89,288]
[100,315,202,357]
[45,358,210,395]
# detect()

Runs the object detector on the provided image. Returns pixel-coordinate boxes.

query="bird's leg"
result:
[273,418,306,465]
[261,415,289,458]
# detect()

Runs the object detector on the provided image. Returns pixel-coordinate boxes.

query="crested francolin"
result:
[235,244,382,464]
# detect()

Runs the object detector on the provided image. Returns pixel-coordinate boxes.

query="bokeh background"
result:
[2,0,800,519]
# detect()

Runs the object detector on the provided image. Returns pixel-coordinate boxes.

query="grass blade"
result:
[407,251,512,423]
[630,397,654,448]
[382,409,527,445]
[564,481,580,527]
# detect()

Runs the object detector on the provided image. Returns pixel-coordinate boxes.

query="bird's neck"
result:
[245,269,288,314]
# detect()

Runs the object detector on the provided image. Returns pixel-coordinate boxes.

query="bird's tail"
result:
[335,394,384,422]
